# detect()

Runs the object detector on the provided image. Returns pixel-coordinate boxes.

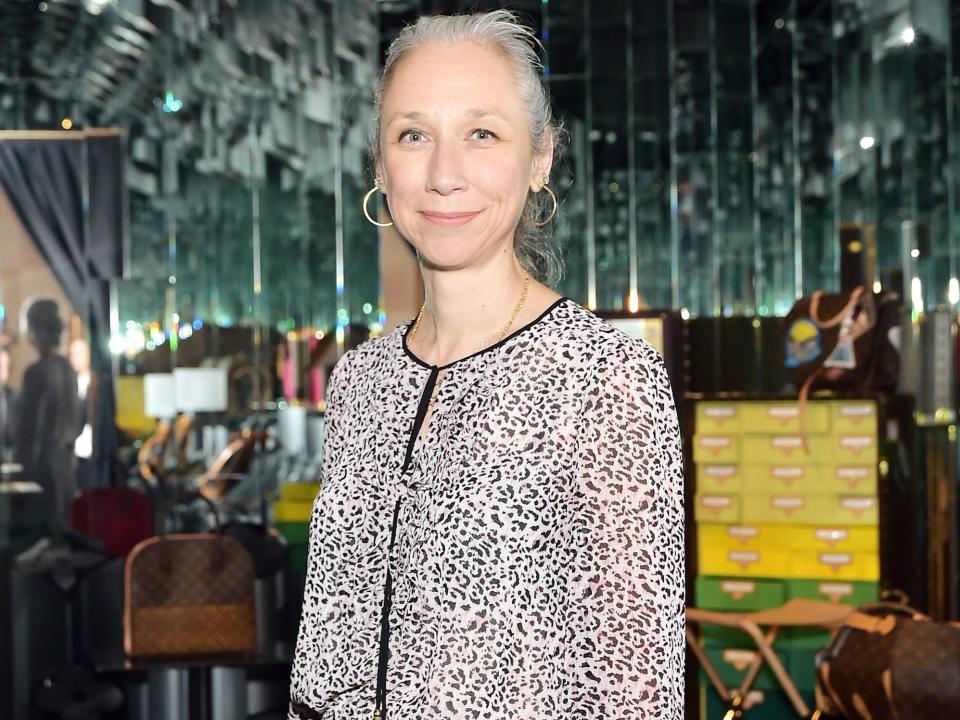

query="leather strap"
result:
[845,611,899,636]
[810,286,865,329]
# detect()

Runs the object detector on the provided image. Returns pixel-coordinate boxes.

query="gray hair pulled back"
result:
[371,10,565,287]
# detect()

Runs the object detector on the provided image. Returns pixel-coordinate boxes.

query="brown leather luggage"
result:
[123,494,256,658]
[816,601,960,719]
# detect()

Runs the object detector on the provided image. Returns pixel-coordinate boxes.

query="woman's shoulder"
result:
[327,322,409,383]
[545,297,665,370]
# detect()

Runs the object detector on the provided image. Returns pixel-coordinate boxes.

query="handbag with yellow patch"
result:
[123,494,256,658]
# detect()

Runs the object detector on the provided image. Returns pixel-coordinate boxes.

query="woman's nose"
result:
[425,141,468,196]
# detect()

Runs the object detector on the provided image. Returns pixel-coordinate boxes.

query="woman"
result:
[290,11,684,719]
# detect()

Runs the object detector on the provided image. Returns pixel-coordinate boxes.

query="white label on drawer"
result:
[705,466,737,478]
[701,495,733,509]
[820,553,853,571]
[815,528,849,546]
[723,649,760,671]
[839,436,874,453]
[768,406,800,420]
[727,526,760,540]
[771,496,805,514]
[840,404,874,418]
[729,551,760,569]
[772,466,805,480]
[720,580,757,599]
[840,497,875,515]
[818,582,854,599]
[837,466,870,480]
[705,406,736,419]
[772,437,803,449]
[700,437,733,453]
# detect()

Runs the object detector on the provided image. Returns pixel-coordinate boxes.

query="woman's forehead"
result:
[382,41,525,122]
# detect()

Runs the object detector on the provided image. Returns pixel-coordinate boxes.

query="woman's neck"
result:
[414,254,532,367]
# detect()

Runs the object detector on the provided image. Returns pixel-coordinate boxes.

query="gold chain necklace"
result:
[408,268,531,348]
[408,267,530,411]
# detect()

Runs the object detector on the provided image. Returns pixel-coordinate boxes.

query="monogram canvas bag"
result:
[123,495,256,658]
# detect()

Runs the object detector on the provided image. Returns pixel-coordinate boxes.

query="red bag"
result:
[71,486,154,558]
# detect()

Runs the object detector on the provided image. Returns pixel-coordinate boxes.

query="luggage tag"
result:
[824,295,876,370]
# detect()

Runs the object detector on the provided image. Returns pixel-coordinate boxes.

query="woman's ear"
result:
[530,134,555,192]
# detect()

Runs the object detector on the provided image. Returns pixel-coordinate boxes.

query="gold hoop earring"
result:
[535,180,558,227]
[363,179,394,228]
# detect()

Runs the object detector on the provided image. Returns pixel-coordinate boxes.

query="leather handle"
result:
[810,286,865,328]
[845,612,898,636]
[158,492,222,536]
[155,492,227,571]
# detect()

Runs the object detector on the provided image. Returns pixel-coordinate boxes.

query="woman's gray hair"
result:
[371,10,566,287]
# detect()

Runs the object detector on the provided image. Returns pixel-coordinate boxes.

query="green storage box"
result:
[779,627,833,650]
[696,576,786,611]
[701,624,753,648]
[785,578,878,605]
[790,648,820,691]
[275,520,310,545]
[702,622,833,652]
[701,684,814,720]
[699,646,779,690]
[288,543,310,574]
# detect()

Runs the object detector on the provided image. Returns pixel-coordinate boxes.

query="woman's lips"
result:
[420,211,480,227]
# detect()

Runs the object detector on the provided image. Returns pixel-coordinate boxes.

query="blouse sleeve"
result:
[566,340,685,718]
[288,351,354,716]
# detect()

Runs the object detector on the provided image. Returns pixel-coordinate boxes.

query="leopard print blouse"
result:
[288,297,685,719]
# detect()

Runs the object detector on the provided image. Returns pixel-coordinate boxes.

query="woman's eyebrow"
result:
[388,111,426,125]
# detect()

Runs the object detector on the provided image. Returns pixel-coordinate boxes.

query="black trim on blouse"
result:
[401,296,571,370]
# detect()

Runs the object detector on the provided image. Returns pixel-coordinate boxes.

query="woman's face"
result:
[378,40,551,272]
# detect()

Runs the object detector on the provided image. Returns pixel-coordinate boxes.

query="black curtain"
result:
[0,133,124,487]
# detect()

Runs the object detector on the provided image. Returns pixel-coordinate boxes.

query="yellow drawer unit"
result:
[698,523,787,552]
[742,494,826,525]
[833,434,879,464]
[696,402,743,434]
[280,482,322,502]
[790,550,879,580]
[693,434,741,464]
[273,499,315,523]
[743,464,826,494]
[697,464,745,493]
[827,495,879,526]
[830,400,877,434]
[741,434,832,465]
[827,464,878,495]
[700,545,791,578]
[781,525,878,553]
[740,401,830,435]
[695,494,742,524]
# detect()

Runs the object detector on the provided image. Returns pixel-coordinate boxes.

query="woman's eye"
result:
[399,130,425,144]
[473,128,498,141]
